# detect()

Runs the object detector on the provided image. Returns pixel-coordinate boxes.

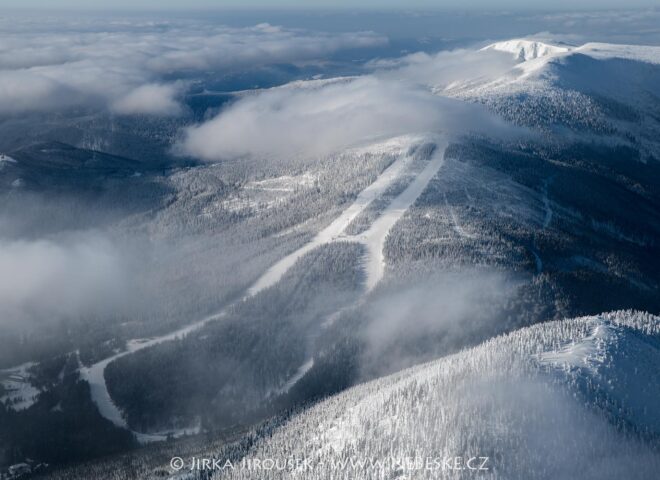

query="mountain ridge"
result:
[213,310,660,479]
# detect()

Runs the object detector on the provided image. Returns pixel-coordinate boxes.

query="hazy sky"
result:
[3,0,658,10]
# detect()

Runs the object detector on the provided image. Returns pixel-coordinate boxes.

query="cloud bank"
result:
[359,270,520,376]
[0,235,127,330]
[178,49,518,160]
[0,17,386,116]
[111,83,183,116]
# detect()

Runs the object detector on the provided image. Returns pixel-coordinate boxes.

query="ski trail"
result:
[444,192,476,240]
[542,180,553,229]
[531,177,553,275]
[247,149,413,297]
[362,141,447,291]
[81,310,227,442]
[276,358,315,395]
[82,138,418,439]
[84,136,446,438]
[531,247,543,274]
[81,357,127,429]
[270,138,447,393]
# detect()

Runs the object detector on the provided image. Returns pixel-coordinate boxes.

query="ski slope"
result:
[247,136,420,296]
[82,135,447,441]
[360,140,446,291]
[79,311,227,441]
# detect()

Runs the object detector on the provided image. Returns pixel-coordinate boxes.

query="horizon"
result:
[2,1,659,11]
[2,5,659,46]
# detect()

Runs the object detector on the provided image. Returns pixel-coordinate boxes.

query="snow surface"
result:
[212,311,660,480]
[538,318,660,435]
[457,39,660,97]
[0,362,40,411]
[449,39,660,158]
[577,42,660,65]
[77,38,660,448]
[482,39,572,61]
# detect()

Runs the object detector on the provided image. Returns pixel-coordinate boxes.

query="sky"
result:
[2,0,659,10]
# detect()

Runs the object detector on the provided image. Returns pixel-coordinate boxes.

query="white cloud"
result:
[376,48,515,87]
[0,70,79,114]
[142,24,387,74]
[0,17,387,116]
[179,76,437,160]
[178,49,518,161]
[0,235,127,329]
[111,83,182,116]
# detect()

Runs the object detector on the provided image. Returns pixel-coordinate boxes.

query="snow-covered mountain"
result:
[449,40,660,156]
[481,39,572,61]
[212,311,660,480]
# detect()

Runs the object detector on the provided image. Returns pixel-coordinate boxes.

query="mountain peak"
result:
[482,39,572,61]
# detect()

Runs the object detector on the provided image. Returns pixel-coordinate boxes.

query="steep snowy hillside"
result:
[209,311,660,480]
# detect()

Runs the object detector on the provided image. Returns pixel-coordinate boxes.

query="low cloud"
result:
[370,48,514,88]
[0,70,81,114]
[179,76,448,160]
[0,17,387,116]
[111,83,183,116]
[360,270,521,377]
[142,23,387,74]
[178,48,518,161]
[0,235,127,330]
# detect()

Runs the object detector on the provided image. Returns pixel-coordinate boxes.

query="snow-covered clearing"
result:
[537,321,612,372]
[246,173,317,193]
[211,173,318,215]
[0,362,40,411]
